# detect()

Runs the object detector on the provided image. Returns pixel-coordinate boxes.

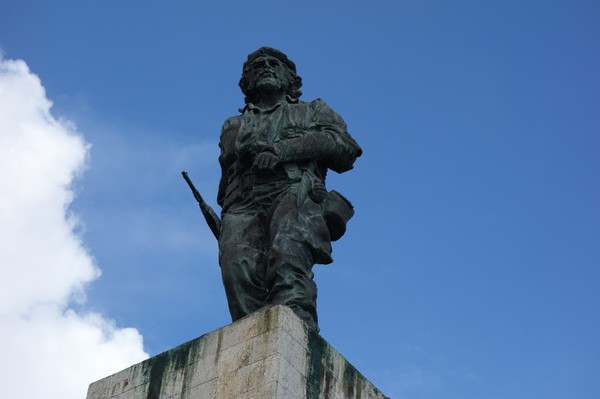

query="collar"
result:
[241,95,299,114]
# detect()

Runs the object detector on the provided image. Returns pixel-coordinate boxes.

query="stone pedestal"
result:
[86,305,388,399]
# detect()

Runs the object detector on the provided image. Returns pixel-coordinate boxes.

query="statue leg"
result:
[219,208,268,321]
[265,192,331,331]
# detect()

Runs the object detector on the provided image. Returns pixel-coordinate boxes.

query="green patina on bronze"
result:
[186,47,362,332]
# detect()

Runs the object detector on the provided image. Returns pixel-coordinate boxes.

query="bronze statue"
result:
[186,47,361,331]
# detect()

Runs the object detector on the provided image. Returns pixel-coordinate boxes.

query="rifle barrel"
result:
[182,171,221,240]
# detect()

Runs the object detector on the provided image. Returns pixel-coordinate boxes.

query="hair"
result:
[239,47,303,105]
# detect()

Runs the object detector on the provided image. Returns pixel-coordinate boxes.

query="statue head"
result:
[239,47,303,104]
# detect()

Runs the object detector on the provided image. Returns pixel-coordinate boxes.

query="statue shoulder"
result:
[307,98,332,110]
[306,98,347,128]
[219,115,243,154]
[221,115,243,136]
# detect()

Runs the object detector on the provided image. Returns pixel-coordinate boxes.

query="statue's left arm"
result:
[272,99,362,173]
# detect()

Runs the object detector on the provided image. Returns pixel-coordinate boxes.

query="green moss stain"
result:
[342,362,361,398]
[306,327,337,399]
[305,327,390,399]
[306,327,324,399]
[143,351,168,399]
[141,337,202,399]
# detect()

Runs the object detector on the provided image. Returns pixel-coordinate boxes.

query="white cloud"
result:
[0,55,148,398]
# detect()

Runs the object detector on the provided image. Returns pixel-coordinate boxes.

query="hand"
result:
[252,150,279,174]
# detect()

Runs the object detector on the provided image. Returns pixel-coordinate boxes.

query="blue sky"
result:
[1,1,599,398]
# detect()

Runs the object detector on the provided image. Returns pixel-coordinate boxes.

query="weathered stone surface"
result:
[86,305,388,399]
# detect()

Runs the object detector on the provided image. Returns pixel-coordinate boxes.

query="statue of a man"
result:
[217,47,362,331]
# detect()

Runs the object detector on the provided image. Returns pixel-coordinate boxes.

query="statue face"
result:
[244,55,291,94]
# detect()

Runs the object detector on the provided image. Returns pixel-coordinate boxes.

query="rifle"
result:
[181,171,221,240]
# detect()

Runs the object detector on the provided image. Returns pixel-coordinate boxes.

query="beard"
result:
[254,75,283,93]
[243,68,296,103]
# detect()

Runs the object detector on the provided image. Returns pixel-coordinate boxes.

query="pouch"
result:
[323,190,355,241]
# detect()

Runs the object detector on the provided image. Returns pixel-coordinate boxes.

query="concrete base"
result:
[86,305,388,399]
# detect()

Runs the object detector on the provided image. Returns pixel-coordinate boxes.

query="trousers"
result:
[218,179,331,331]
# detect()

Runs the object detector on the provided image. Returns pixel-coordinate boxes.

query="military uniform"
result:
[217,96,361,330]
